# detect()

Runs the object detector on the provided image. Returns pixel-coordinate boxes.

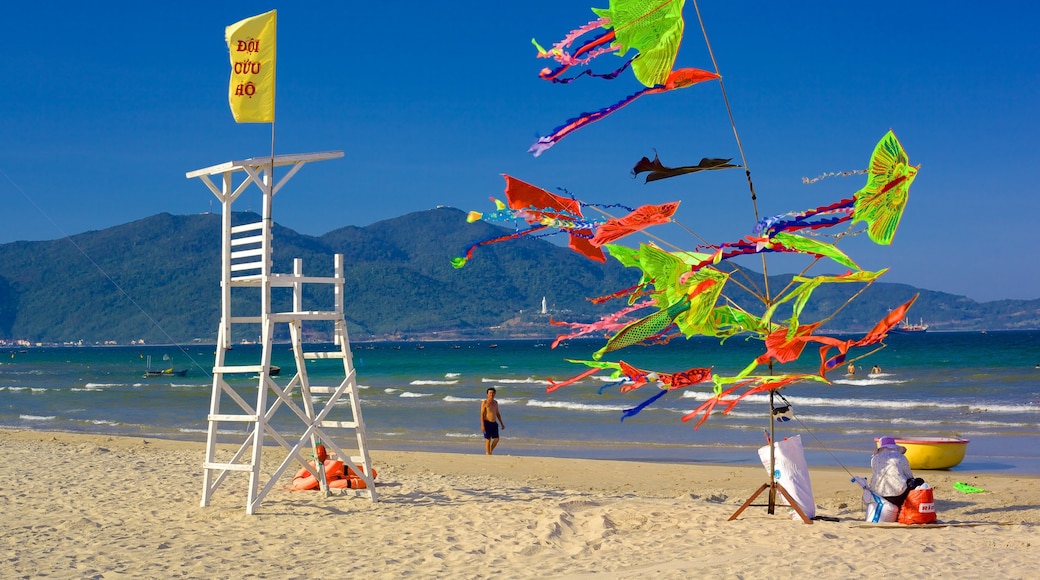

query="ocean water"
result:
[2,331,1039,474]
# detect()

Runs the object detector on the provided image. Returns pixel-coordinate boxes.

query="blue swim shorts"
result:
[483,420,499,440]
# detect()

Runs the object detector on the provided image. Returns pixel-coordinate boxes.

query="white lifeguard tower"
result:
[186,151,376,514]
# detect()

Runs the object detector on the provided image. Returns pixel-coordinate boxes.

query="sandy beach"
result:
[2,429,1038,579]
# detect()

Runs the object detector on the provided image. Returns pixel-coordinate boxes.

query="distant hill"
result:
[0,208,1037,344]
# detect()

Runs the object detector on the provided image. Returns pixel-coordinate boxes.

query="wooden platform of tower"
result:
[186,151,377,514]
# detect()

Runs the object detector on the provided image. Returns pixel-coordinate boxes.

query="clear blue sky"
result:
[2,2,1037,302]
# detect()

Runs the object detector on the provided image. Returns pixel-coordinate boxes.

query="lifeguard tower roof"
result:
[185,150,343,179]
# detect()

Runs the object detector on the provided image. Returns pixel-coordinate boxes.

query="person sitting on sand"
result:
[480,387,505,455]
[870,436,920,507]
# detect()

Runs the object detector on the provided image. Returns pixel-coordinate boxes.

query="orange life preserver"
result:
[324,460,345,479]
[292,459,347,491]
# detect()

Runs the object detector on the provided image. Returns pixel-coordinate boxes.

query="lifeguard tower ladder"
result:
[186,151,377,514]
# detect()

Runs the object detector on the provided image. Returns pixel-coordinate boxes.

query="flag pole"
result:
[268,15,276,194]
[269,121,275,204]
[268,11,277,227]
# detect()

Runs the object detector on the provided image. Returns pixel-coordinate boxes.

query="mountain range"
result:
[1,208,1037,344]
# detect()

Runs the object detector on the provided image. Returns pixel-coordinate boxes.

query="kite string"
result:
[690,1,757,219]
[0,166,211,377]
[691,0,772,304]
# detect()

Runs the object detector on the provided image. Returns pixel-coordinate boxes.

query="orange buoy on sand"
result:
[292,459,376,491]
[324,460,345,479]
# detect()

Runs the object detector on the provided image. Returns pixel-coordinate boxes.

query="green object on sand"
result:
[954,482,985,494]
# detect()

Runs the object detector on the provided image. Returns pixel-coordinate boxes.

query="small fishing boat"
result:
[890,317,929,333]
[144,368,188,378]
[143,355,188,378]
[881,437,969,469]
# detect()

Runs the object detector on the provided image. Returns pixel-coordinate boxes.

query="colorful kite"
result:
[590,201,679,246]
[851,130,919,245]
[547,359,711,394]
[529,0,719,155]
[454,175,680,268]
[632,154,739,183]
[546,358,712,421]
[548,299,657,347]
[529,68,719,156]
[534,0,688,88]
[452,175,605,268]
[815,294,920,375]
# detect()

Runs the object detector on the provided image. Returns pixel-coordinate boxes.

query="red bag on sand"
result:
[899,483,937,524]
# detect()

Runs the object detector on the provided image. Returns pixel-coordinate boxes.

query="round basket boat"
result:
[878,437,970,470]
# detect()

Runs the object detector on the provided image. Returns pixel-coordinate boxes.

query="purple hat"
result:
[877,436,907,453]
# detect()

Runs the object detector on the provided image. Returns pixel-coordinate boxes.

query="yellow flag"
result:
[225,10,276,123]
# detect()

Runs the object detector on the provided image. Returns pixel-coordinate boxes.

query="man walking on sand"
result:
[480,387,505,455]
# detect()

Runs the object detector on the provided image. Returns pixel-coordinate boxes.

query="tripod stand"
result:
[728,389,813,524]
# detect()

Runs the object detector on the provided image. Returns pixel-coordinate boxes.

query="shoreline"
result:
[15,423,1040,476]
[7,428,1037,498]
[2,428,1038,577]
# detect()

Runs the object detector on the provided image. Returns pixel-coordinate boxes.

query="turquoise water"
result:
[2,331,1039,473]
